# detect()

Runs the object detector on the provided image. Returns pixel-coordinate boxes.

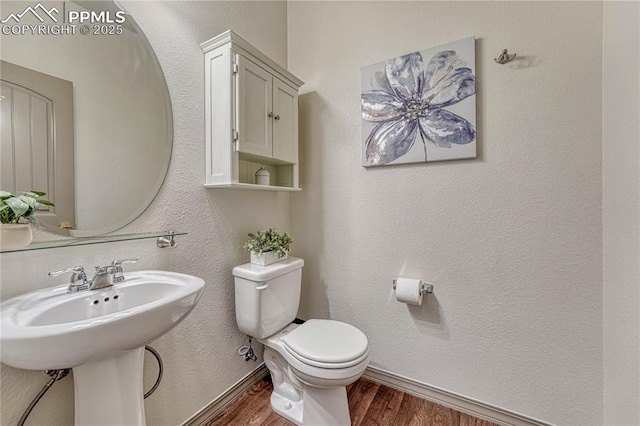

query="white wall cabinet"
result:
[201,31,303,191]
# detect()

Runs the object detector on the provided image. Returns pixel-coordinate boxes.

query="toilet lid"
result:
[283,319,368,366]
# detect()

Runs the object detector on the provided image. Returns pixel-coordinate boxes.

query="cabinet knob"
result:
[268,112,274,118]
[274,115,280,120]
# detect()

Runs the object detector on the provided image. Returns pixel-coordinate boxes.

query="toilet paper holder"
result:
[392,279,434,294]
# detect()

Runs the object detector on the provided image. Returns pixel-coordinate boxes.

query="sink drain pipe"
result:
[17,345,164,426]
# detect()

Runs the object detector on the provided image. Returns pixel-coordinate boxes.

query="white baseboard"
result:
[181,363,269,426]
[363,366,553,426]
[181,363,552,426]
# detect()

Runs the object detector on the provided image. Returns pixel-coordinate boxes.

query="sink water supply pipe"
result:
[17,345,164,426]
[17,369,70,426]
[143,345,164,399]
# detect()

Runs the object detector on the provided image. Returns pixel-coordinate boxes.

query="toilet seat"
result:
[261,322,370,385]
[282,319,369,369]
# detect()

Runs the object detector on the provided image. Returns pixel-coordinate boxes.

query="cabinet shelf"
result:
[203,183,301,191]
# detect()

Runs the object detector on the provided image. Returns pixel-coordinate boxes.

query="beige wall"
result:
[288,2,603,424]
[603,2,640,424]
[3,2,639,425]
[0,2,289,425]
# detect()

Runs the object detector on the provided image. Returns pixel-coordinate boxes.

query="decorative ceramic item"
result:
[0,223,33,250]
[361,36,476,166]
[255,168,271,186]
[243,228,293,266]
[250,250,289,266]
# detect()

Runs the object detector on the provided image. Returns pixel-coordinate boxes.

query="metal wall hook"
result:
[494,49,516,64]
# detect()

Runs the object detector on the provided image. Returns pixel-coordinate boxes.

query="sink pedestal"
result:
[73,347,146,426]
[1,270,205,425]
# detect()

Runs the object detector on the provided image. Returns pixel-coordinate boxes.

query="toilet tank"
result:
[232,257,304,339]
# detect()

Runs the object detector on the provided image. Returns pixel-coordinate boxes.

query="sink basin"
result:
[1,270,204,425]
[1,270,204,370]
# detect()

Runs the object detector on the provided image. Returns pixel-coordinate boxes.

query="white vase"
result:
[0,223,33,250]
[250,251,288,266]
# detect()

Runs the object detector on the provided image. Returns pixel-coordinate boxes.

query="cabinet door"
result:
[235,55,272,158]
[272,77,298,164]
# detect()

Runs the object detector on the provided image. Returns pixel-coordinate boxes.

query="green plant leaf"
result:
[0,205,10,216]
[18,195,38,210]
[0,191,53,223]
[243,228,293,256]
[0,204,16,223]
[5,197,29,217]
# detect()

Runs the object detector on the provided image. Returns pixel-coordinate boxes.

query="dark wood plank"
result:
[205,378,273,426]
[392,392,433,426]
[347,378,381,425]
[261,410,293,426]
[206,376,499,426]
[428,401,461,426]
[359,383,405,426]
[460,413,496,426]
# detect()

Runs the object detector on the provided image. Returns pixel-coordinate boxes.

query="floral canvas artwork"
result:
[361,37,476,166]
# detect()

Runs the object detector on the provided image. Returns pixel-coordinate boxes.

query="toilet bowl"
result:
[260,321,369,425]
[233,257,369,425]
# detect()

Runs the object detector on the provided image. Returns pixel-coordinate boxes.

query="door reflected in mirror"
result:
[0,0,173,237]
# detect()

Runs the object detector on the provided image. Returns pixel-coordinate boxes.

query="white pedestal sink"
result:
[1,270,205,426]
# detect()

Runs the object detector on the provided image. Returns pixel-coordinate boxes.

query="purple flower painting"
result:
[361,37,476,166]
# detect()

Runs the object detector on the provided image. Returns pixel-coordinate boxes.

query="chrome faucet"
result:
[89,259,138,290]
[49,259,138,293]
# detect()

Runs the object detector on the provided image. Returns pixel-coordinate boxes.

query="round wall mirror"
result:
[0,0,172,237]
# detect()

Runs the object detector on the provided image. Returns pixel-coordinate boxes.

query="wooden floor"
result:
[206,376,497,426]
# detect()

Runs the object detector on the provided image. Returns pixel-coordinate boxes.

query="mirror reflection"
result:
[0,0,173,237]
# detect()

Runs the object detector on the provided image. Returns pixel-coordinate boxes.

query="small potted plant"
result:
[0,190,54,250]
[243,228,293,266]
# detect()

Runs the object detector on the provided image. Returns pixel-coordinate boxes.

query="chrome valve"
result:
[48,266,89,293]
[110,259,138,284]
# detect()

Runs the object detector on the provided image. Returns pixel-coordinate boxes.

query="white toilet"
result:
[233,257,369,426]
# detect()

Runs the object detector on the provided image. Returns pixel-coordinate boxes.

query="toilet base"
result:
[270,383,350,426]
[270,391,303,424]
[264,347,353,426]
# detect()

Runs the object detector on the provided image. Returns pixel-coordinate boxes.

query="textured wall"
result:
[603,2,640,424]
[0,2,289,425]
[288,2,603,424]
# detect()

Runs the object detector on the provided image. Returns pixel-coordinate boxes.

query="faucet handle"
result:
[111,258,138,268]
[109,258,138,284]
[49,266,86,278]
[49,266,89,293]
